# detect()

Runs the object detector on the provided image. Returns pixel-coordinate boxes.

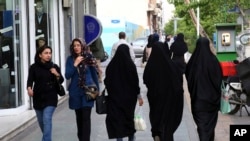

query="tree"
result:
[165,0,250,53]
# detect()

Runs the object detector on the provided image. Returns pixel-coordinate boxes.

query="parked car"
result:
[130,37,148,58]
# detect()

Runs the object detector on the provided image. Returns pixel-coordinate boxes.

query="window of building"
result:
[0,0,22,109]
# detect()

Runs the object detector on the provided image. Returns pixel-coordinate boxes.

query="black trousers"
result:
[75,107,92,141]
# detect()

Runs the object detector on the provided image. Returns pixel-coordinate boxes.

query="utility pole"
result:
[197,0,200,37]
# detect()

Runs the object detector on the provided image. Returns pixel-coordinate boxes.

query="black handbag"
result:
[96,88,108,114]
[55,78,66,96]
[57,83,66,96]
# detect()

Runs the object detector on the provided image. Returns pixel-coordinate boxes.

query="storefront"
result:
[0,0,91,116]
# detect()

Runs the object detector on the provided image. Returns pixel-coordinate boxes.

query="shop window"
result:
[35,0,51,49]
[0,0,21,108]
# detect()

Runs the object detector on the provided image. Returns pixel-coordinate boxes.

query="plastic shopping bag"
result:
[134,106,147,131]
[220,82,231,114]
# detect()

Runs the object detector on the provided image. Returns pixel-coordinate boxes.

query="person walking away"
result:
[65,38,99,141]
[185,37,222,141]
[142,34,154,67]
[27,46,64,141]
[104,44,143,141]
[143,36,184,141]
[170,33,188,75]
[111,31,135,61]
[89,37,105,82]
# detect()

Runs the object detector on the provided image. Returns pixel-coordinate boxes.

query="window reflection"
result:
[0,0,21,108]
[35,0,49,49]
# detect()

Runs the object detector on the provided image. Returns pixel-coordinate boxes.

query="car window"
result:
[132,38,147,46]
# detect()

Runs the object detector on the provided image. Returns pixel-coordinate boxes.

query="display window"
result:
[0,0,22,108]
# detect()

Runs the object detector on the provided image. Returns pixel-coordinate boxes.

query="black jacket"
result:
[27,61,64,110]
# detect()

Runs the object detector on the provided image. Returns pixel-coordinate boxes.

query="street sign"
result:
[84,14,103,46]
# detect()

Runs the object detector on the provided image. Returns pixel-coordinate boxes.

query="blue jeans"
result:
[35,106,56,141]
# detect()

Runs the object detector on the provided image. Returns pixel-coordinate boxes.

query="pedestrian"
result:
[27,45,64,141]
[104,44,143,141]
[141,34,154,67]
[170,33,188,75]
[163,34,171,56]
[143,37,184,141]
[89,37,105,83]
[111,31,135,61]
[185,37,222,141]
[65,38,99,141]
[165,34,174,47]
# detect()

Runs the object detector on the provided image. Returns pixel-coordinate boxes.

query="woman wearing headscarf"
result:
[27,46,64,141]
[143,35,184,141]
[104,44,143,141]
[65,38,99,141]
[170,33,188,74]
[185,37,222,141]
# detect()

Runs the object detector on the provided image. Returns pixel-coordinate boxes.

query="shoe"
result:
[154,136,160,141]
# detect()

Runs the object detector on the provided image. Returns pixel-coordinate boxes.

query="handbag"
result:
[96,88,108,114]
[84,85,99,101]
[56,79,66,96]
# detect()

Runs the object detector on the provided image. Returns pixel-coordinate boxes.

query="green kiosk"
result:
[215,23,239,77]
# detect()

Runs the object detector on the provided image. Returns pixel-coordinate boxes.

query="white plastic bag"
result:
[134,106,147,131]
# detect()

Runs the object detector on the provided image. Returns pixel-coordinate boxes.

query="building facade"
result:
[0,0,94,116]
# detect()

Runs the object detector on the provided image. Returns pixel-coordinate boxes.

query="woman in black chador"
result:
[104,44,143,141]
[185,37,222,141]
[170,33,188,74]
[143,37,183,141]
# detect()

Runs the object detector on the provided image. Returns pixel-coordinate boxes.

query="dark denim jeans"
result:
[35,106,56,141]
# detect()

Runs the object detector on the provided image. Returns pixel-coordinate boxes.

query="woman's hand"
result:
[74,56,84,67]
[27,87,34,97]
[138,97,144,106]
[50,68,60,77]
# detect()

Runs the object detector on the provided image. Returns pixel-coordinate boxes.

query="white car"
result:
[130,37,148,58]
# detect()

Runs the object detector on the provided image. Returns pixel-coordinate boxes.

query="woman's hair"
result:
[34,45,52,63]
[70,38,87,58]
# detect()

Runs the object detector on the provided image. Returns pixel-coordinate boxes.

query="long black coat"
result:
[185,37,222,141]
[104,44,140,139]
[143,41,183,141]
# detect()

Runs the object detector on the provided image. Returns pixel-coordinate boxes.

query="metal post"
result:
[197,0,200,37]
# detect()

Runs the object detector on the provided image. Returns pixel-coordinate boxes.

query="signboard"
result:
[84,14,103,46]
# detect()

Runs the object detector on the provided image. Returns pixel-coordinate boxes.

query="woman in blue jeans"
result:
[27,46,64,141]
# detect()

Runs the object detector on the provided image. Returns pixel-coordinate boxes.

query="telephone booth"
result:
[215,23,239,77]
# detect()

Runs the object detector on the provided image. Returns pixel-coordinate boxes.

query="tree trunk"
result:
[184,0,217,54]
